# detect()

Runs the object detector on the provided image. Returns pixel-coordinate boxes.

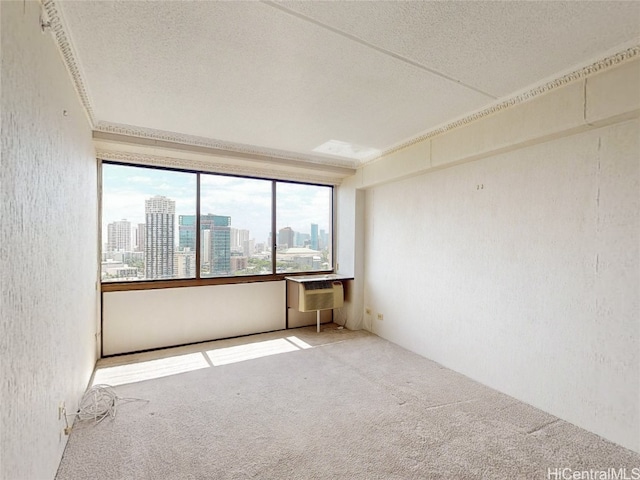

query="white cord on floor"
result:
[66,384,148,427]
[78,384,117,423]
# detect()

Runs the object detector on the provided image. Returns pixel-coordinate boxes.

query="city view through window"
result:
[101,163,333,282]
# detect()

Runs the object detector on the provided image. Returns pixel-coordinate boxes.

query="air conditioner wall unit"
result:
[298,280,344,312]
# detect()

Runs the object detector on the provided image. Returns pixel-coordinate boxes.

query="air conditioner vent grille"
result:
[305,280,333,290]
[298,281,344,312]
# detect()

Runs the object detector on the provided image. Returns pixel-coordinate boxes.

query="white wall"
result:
[103,282,286,355]
[360,60,640,453]
[0,2,99,478]
[335,175,366,330]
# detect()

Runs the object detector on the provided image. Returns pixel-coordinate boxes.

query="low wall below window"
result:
[103,281,286,355]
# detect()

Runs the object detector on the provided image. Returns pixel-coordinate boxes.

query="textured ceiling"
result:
[55,0,640,167]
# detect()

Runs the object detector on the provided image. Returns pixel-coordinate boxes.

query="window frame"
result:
[100,160,335,292]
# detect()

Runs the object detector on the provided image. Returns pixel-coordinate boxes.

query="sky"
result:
[101,164,332,246]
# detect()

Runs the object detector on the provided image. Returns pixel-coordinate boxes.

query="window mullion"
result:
[271,180,276,275]
[195,173,201,279]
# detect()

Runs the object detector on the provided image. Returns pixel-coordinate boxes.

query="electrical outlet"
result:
[377,313,384,321]
[365,308,371,315]
[59,401,72,436]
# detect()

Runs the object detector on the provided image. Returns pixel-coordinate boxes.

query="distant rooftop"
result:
[283,247,320,255]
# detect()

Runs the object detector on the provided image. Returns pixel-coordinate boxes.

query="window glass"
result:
[276,183,332,273]
[101,163,333,283]
[101,164,196,281]
[199,175,272,277]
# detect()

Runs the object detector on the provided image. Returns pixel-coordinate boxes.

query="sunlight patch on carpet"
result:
[92,336,315,386]
[286,336,312,349]
[92,353,210,386]
[206,338,301,366]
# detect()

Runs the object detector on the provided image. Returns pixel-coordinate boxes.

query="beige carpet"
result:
[56,325,639,479]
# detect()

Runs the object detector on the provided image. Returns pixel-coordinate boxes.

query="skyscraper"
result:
[230,228,250,250]
[136,223,145,252]
[201,229,211,264]
[145,195,175,279]
[238,229,250,247]
[296,233,310,247]
[278,227,294,249]
[179,214,232,275]
[174,249,196,278]
[320,229,328,250]
[242,238,255,258]
[178,215,196,251]
[208,214,231,275]
[310,223,319,250]
[230,227,239,249]
[107,219,131,252]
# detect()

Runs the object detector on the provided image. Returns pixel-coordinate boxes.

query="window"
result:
[101,162,333,285]
[276,182,333,273]
[199,175,272,277]
[101,164,196,282]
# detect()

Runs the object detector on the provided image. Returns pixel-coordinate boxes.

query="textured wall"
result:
[1,2,99,479]
[363,119,639,452]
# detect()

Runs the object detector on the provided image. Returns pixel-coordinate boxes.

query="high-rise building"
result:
[230,228,250,250]
[178,215,197,251]
[207,214,231,275]
[238,229,250,246]
[175,249,196,278]
[242,238,255,257]
[278,227,294,249]
[230,227,239,249]
[320,229,328,250]
[145,195,175,279]
[179,214,232,275]
[136,223,146,252]
[310,223,319,250]
[294,232,311,248]
[201,229,211,264]
[107,219,131,252]
[230,255,248,273]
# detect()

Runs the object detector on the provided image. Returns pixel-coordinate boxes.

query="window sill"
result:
[101,271,335,292]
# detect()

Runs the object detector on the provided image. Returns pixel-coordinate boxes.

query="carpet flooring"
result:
[56,325,639,479]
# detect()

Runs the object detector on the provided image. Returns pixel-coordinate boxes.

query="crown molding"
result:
[93,131,355,177]
[363,43,640,165]
[93,122,357,169]
[96,150,345,186]
[42,0,96,126]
